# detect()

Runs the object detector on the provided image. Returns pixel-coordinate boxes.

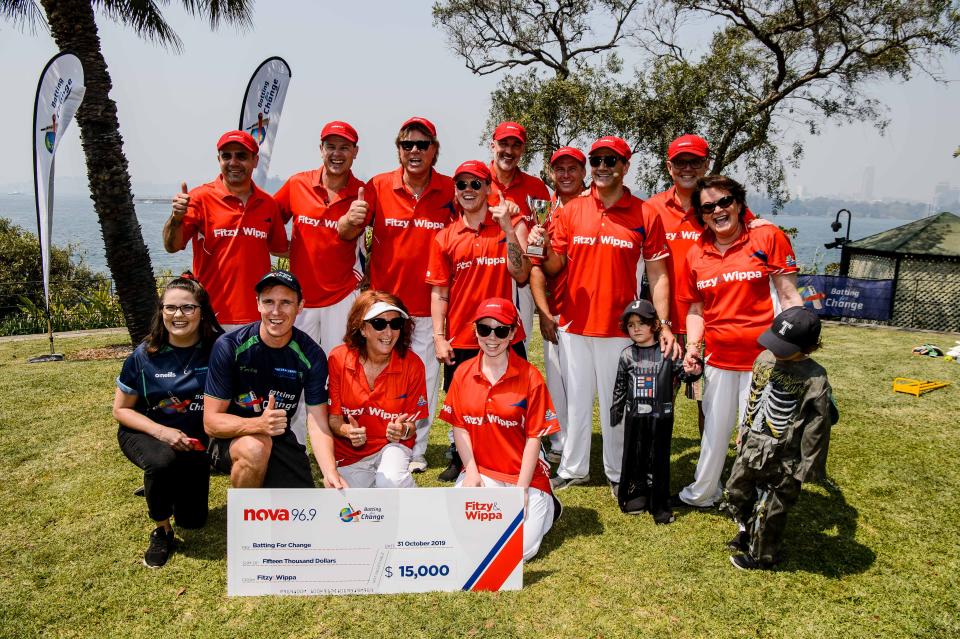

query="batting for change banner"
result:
[797,274,894,321]
[33,52,85,310]
[227,488,524,596]
[239,56,291,186]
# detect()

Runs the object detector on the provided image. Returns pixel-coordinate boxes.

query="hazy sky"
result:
[1,1,958,202]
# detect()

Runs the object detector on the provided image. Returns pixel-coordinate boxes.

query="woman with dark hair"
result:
[327,290,427,488]
[675,175,803,508]
[113,273,224,568]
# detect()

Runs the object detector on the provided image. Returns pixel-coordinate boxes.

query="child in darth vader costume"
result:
[610,300,701,523]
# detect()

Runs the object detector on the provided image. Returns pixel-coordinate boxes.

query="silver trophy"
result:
[525,197,553,258]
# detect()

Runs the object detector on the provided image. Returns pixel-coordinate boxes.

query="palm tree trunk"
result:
[42,0,157,344]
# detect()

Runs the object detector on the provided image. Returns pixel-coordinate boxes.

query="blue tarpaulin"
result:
[797,275,894,320]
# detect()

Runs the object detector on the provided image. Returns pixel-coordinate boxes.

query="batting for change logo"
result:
[227,487,524,596]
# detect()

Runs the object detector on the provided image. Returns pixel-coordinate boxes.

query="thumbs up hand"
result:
[260,392,287,436]
[490,192,518,233]
[171,182,190,220]
[344,186,369,228]
[345,414,367,448]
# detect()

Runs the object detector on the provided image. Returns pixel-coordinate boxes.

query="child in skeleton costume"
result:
[721,306,835,570]
[610,300,702,523]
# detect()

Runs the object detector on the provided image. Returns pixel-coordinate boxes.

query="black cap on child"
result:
[757,306,821,357]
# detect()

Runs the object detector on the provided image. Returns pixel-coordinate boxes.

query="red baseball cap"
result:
[493,121,527,143]
[399,116,437,137]
[473,297,519,326]
[667,134,709,160]
[550,146,586,166]
[589,136,631,161]
[453,160,492,182]
[320,120,359,144]
[217,130,259,154]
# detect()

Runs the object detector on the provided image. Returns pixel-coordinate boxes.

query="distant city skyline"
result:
[1,2,958,204]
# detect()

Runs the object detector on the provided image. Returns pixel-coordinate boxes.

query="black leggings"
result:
[117,427,210,528]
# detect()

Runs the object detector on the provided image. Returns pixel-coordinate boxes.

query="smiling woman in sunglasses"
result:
[326,290,428,488]
[674,175,803,509]
[439,298,562,560]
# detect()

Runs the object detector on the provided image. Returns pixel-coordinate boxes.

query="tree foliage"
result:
[434,0,960,205]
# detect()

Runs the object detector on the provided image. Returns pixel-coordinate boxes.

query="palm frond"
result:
[0,0,46,33]
[179,0,253,30]
[93,0,184,52]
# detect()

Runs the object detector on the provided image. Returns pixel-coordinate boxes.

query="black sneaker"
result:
[609,481,620,500]
[730,554,771,571]
[727,531,749,552]
[623,495,647,515]
[444,443,455,460]
[144,526,174,568]
[652,510,675,525]
[438,452,462,482]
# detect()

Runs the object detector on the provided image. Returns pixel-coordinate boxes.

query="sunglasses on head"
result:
[366,317,405,331]
[699,194,737,214]
[456,179,484,191]
[475,323,513,339]
[399,140,432,152]
[589,155,620,168]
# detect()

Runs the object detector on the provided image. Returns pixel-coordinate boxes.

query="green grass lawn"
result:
[1,324,959,638]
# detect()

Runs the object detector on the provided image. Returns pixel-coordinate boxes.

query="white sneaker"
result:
[408,456,428,473]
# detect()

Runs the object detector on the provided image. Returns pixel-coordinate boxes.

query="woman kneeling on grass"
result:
[328,291,426,488]
[440,298,562,560]
[113,273,223,568]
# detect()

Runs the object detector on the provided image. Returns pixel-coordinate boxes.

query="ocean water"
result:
[0,192,915,277]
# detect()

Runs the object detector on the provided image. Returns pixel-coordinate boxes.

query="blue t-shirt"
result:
[116,341,211,439]
[205,323,328,431]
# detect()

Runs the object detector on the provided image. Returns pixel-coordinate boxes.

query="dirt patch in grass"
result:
[70,344,133,361]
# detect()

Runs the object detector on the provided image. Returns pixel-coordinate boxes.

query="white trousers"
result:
[544,317,568,453]
[408,316,441,459]
[338,443,415,488]
[555,331,631,483]
[455,473,555,561]
[678,365,752,506]
[290,291,358,445]
[517,285,534,352]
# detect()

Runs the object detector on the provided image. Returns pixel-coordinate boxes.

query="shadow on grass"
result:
[535,505,604,561]
[523,569,554,587]
[781,479,875,577]
[178,504,227,561]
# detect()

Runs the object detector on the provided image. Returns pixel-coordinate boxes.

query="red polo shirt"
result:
[367,168,457,316]
[678,225,798,371]
[440,351,559,494]
[327,344,428,468]
[647,186,757,334]
[488,164,551,226]
[550,186,668,337]
[179,177,287,324]
[274,169,367,308]
[426,212,527,349]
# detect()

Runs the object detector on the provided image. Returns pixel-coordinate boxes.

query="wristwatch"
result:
[659,318,673,327]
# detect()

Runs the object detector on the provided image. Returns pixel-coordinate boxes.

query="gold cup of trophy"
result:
[525,197,553,258]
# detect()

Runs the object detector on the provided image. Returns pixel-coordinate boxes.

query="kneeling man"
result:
[204,270,346,488]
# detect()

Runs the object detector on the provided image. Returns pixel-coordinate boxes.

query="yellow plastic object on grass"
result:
[892,378,951,397]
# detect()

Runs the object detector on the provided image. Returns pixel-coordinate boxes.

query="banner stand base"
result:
[28,353,64,363]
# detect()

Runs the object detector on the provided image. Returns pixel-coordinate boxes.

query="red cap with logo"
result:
[473,297,519,326]
[217,130,259,154]
[550,146,586,166]
[493,121,527,143]
[320,120,359,144]
[667,134,709,159]
[589,136,631,160]
[453,160,492,182]
[399,116,437,137]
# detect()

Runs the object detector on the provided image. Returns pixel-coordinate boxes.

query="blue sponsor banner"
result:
[797,275,893,320]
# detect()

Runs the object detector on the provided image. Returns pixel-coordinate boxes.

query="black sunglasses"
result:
[366,317,405,331]
[589,156,620,168]
[456,179,484,191]
[700,195,737,214]
[399,140,432,152]
[475,323,514,339]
